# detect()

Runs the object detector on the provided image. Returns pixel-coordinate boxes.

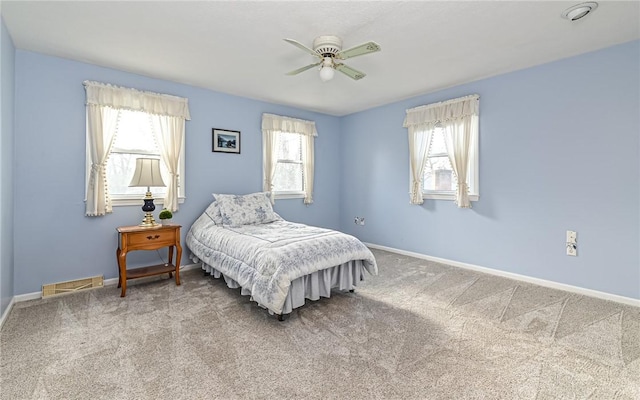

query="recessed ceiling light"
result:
[561,2,598,21]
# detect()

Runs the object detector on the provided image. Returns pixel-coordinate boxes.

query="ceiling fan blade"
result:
[286,62,322,76]
[283,38,320,58]
[335,63,366,80]
[335,41,381,60]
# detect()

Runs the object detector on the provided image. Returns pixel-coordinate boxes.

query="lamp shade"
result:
[129,158,166,188]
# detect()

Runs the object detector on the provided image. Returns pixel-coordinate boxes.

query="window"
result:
[404,94,479,207]
[272,131,304,196]
[422,124,478,201]
[84,81,190,217]
[105,110,183,203]
[261,113,316,204]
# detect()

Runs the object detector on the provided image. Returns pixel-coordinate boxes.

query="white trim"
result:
[365,242,640,307]
[273,192,305,200]
[13,291,41,303]
[0,263,202,330]
[0,297,17,331]
[423,193,479,201]
[405,94,480,114]
[111,196,185,207]
[179,262,202,271]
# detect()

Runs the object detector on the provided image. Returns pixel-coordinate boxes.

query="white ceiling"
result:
[2,1,639,116]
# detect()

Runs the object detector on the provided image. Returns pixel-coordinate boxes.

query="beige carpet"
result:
[1,248,639,399]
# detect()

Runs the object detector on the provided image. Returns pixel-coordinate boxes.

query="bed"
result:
[185,192,377,319]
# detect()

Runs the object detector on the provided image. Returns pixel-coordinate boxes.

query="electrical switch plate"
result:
[566,230,577,256]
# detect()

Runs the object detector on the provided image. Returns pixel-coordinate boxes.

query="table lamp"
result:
[129,158,166,227]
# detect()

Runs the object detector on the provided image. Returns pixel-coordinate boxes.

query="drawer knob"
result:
[146,234,161,240]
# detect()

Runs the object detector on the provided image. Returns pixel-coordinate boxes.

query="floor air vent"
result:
[42,276,104,298]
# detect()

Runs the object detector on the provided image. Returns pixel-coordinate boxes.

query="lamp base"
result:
[139,212,159,227]
[138,190,159,227]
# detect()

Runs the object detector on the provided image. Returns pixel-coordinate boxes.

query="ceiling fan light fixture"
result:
[319,56,335,81]
[284,35,381,81]
[319,65,335,82]
[561,2,598,21]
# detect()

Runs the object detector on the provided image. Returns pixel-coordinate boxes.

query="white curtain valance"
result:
[83,81,191,120]
[261,113,317,136]
[403,94,479,127]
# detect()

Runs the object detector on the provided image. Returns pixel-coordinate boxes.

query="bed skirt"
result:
[199,260,366,315]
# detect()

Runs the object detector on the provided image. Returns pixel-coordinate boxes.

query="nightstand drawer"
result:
[127,229,175,248]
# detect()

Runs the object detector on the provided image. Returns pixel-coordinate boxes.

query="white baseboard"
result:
[12,291,41,303]
[0,263,202,331]
[0,297,17,331]
[365,242,640,308]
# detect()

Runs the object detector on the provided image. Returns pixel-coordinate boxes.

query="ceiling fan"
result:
[284,35,381,81]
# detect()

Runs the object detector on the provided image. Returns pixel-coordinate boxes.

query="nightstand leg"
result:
[175,241,182,286]
[116,248,122,288]
[167,246,174,278]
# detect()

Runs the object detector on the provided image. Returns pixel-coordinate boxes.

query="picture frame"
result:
[212,128,241,154]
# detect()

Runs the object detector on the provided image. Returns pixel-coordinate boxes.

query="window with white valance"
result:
[261,113,317,204]
[84,81,190,216]
[404,94,479,208]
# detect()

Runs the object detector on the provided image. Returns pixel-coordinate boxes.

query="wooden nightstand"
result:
[116,224,182,297]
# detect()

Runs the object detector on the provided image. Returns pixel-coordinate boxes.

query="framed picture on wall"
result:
[212,128,241,154]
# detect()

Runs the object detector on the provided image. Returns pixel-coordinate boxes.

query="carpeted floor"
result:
[1,248,639,399]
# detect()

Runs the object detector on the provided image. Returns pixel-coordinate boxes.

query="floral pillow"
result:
[204,200,223,225]
[213,192,280,227]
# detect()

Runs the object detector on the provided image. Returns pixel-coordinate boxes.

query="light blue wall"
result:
[9,41,640,300]
[0,17,15,316]
[13,50,342,295]
[340,40,640,299]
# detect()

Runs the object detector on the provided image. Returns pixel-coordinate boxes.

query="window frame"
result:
[421,123,479,202]
[271,131,305,200]
[84,109,186,207]
[261,113,316,204]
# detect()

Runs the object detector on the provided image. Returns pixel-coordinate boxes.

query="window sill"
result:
[110,197,186,207]
[422,192,479,201]
[273,192,305,200]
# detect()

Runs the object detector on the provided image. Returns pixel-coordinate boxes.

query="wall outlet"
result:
[566,230,577,256]
[354,217,365,226]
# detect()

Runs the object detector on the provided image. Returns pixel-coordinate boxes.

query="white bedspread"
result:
[186,212,377,314]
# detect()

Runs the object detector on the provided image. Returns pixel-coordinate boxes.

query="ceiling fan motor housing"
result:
[313,35,342,57]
